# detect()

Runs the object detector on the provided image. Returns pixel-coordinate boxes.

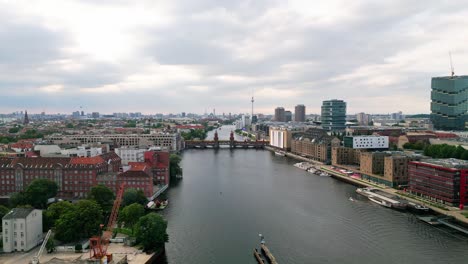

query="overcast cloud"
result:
[1,0,467,115]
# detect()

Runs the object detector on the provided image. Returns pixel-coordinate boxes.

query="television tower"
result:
[251,88,254,118]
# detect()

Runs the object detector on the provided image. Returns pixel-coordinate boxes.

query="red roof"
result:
[128,162,148,171]
[70,156,105,165]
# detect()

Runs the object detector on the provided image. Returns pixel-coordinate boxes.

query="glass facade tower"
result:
[431,76,468,131]
[321,99,346,131]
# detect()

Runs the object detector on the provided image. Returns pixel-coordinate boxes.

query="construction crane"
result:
[89,183,126,261]
[32,229,52,264]
[449,51,455,77]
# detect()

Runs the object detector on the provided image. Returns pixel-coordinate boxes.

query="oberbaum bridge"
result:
[184,131,268,149]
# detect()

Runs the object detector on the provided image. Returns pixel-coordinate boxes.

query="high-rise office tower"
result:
[431,76,468,130]
[294,104,306,122]
[274,107,286,122]
[321,99,346,131]
[285,111,292,122]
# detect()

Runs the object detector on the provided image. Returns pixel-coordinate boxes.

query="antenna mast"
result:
[251,88,254,118]
[449,52,455,77]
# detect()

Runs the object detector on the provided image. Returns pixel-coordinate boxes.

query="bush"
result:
[75,244,83,253]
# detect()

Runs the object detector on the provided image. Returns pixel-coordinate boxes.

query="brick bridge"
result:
[185,131,268,149]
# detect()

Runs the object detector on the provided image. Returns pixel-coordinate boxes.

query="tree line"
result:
[5,179,168,253]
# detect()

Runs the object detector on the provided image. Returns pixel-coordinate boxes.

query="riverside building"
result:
[430,75,468,130]
[321,99,346,131]
[409,158,468,208]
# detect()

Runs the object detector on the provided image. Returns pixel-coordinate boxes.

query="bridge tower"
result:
[230,131,235,149]
[214,130,220,149]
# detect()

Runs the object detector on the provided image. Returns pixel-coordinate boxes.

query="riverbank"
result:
[265,146,468,226]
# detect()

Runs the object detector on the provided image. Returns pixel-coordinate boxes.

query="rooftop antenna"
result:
[449,51,455,77]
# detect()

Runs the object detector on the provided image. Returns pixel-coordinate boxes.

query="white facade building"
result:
[115,147,146,165]
[2,208,43,253]
[347,136,389,149]
[269,127,292,150]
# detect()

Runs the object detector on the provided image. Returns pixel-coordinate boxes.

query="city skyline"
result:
[1,1,467,114]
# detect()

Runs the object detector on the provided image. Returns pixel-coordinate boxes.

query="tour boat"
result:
[368,196,392,208]
[274,151,285,156]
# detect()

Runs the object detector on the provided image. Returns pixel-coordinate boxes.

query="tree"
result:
[170,154,183,178]
[0,205,9,232]
[9,192,30,208]
[44,201,74,230]
[122,188,148,207]
[119,203,145,230]
[25,179,58,209]
[46,237,56,253]
[8,127,20,133]
[55,200,103,242]
[88,184,115,214]
[66,123,74,128]
[134,213,168,252]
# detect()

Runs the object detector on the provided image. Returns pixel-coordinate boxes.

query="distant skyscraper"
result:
[81,111,84,116]
[91,112,100,119]
[294,104,306,122]
[431,75,468,130]
[356,112,370,125]
[23,110,29,125]
[274,107,286,122]
[321,99,346,131]
[285,111,292,122]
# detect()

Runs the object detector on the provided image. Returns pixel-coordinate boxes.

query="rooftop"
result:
[2,208,34,220]
[414,158,468,169]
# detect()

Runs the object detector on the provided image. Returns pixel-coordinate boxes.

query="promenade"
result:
[265,146,468,225]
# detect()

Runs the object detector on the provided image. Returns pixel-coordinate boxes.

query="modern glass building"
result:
[431,76,468,131]
[321,99,346,131]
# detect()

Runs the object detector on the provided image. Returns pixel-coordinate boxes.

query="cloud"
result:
[0,0,468,115]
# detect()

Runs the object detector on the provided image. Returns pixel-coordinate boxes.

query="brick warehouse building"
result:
[0,150,170,199]
[0,152,121,198]
[408,159,468,209]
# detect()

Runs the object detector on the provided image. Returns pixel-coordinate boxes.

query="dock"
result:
[253,248,266,264]
[261,244,278,264]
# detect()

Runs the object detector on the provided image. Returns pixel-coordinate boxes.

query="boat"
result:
[253,248,266,264]
[274,151,285,156]
[349,197,355,202]
[319,172,330,177]
[368,196,392,208]
[417,216,441,225]
[407,202,430,213]
[147,199,169,210]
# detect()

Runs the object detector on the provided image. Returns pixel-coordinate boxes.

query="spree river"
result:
[160,126,468,264]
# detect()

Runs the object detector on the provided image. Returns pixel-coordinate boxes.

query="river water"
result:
[160,125,468,264]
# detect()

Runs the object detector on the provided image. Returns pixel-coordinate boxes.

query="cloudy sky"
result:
[1,0,467,115]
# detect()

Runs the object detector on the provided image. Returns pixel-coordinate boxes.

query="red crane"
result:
[90,183,126,260]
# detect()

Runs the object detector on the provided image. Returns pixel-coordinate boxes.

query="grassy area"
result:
[461,211,468,218]
[396,191,449,211]
[113,227,133,237]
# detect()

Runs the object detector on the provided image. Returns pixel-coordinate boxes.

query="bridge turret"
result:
[214,131,219,149]
[230,131,235,148]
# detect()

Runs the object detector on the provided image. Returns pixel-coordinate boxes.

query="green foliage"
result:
[8,127,21,133]
[88,184,115,214]
[44,201,74,230]
[124,120,137,128]
[66,123,74,128]
[75,244,83,252]
[119,203,145,230]
[403,141,426,150]
[22,179,59,209]
[46,237,56,253]
[169,154,183,178]
[181,129,207,140]
[19,129,44,139]
[9,192,31,208]
[0,205,9,232]
[424,144,468,160]
[122,188,148,207]
[55,200,103,242]
[0,136,16,144]
[134,213,168,252]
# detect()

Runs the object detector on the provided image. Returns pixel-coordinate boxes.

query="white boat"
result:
[274,151,285,156]
[349,197,355,202]
[319,172,329,177]
[368,196,392,208]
